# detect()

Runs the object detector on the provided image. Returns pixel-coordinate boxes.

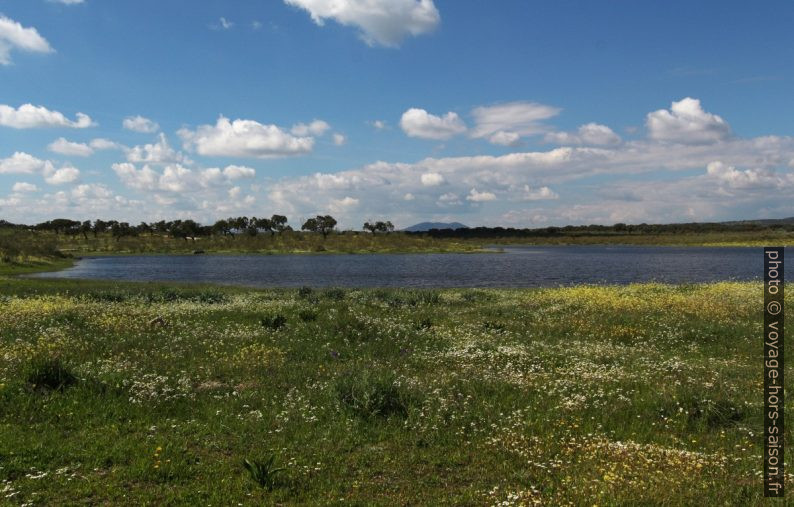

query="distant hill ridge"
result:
[403,222,469,232]
[402,217,794,232]
[721,217,794,226]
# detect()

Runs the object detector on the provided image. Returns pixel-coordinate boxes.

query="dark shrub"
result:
[692,398,746,428]
[405,290,440,306]
[260,314,287,330]
[658,394,747,429]
[298,310,317,322]
[194,290,227,304]
[334,369,414,420]
[462,290,495,303]
[332,311,371,341]
[416,318,433,330]
[147,289,180,303]
[243,455,286,491]
[482,320,506,332]
[144,289,227,304]
[82,290,131,303]
[323,288,346,301]
[26,355,77,392]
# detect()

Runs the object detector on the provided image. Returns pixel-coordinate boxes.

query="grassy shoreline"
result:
[1,236,786,280]
[2,229,792,262]
[0,278,791,504]
[0,257,75,277]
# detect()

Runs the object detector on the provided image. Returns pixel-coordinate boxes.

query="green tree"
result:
[212,219,233,238]
[302,215,336,239]
[78,220,92,240]
[270,215,288,235]
[301,217,318,234]
[92,219,108,237]
[111,222,134,241]
[253,217,273,236]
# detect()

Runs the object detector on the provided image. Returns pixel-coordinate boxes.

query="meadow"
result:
[2,227,793,271]
[1,276,790,505]
[0,228,483,259]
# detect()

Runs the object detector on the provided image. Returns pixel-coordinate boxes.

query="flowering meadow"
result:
[0,278,790,505]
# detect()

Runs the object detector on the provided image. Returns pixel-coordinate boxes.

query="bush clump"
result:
[194,290,227,304]
[144,289,228,304]
[298,310,317,322]
[405,290,440,306]
[26,355,77,392]
[260,314,287,330]
[82,290,132,303]
[658,394,747,429]
[322,288,346,301]
[334,369,415,420]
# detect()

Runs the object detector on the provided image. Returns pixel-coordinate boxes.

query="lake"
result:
[28,246,787,288]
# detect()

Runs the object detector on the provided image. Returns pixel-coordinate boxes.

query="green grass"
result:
[479,229,794,247]
[2,229,793,267]
[0,230,74,276]
[0,258,74,276]
[1,229,484,257]
[0,278,789,504]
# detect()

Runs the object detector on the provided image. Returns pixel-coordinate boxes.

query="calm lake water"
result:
[29,246,787,288]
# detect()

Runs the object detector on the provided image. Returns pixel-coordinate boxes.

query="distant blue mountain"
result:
[403,222,469,232]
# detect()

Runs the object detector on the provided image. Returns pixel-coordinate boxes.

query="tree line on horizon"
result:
[0,216,791,241]
[0,215,398,241]
[419,220,794,238]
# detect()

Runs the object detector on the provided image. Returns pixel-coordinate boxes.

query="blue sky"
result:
[1,0,793,228]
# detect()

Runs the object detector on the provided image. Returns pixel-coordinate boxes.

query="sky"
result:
[1,0,793,229]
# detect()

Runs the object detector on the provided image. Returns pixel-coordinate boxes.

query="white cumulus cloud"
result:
[0,152,80,185]
[522,185,559,200]
[466,188,497,202]
[48,137,124,156]
[178,116,315,158]
[113,162,159,191]
[291,119,330,136]
[400,108,466,140]
[420,172,445,186]
[0,152,50,174]
[706,161,793,190]
[114,162,255,193]
[71,183,113,200]
[89,138,125,151]
[470,101,560,143]
[488,131,521,147]
[159,164,193,192]
[12,182,38,193]
[0,103,94,129]
[437,192,461,206]
[127,134,187,165]
[545,123,621,146]
[284,0,440,47]
[221,165,256,180]
[123,115,160,133]
[646,97,731,144]
[44,165,80,185]
[48,138,94,157]
[0,15,53,65]
[329,196,359,212]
